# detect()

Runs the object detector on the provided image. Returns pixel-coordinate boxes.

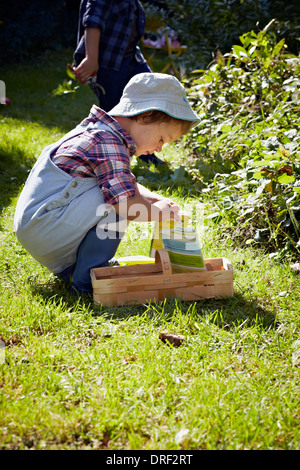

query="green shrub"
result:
[154,0,300,71]
[184,20,300,259]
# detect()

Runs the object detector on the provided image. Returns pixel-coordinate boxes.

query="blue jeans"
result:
[93,54,152,111]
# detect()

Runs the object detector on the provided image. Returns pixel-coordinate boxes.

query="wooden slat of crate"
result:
[173,285,215,300]
[91,249,234,306]
[93,292,118,307]
[92,263,162,279]
[101,285,217,307]
[94,274,166,289]
[94,286,221,307]
[92,273,232,298]
[93,277,232,302]
[205,257,230,267]
[170,270,233,284]
[93,282,129,294]
[213,282,234,297]
[93,269,232,288]
[116,289,160,305]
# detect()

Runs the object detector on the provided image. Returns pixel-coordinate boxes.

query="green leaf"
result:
[252,160,273,168]
[66,66,76,80]
[252,170,272,179]
[205,212,222,222]
[272,38,286,58]
[277,174,296,184]
[256,178,272,196]
[170,166,187,183]
[232,45,249,59]
[262,19,276,33]
[52,79,78,96]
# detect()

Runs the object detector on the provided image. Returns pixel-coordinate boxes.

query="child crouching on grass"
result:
[14,72,200,293]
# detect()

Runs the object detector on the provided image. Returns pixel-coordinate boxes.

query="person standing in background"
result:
[73,0,164,164]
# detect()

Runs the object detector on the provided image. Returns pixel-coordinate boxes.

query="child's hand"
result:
[152,199,180,222]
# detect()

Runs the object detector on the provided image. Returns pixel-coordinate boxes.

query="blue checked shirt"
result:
[74,0,146,71]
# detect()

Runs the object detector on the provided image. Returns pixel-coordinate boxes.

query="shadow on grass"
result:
[0,49,96,133]
[30,276,277,332]
[0,144,35,227]
[191,293,278,330]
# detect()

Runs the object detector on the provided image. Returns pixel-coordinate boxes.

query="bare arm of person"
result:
[73,27,101,83]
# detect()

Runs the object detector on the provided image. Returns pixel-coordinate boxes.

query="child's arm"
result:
[134,183,174,205]
[113,183,180,223]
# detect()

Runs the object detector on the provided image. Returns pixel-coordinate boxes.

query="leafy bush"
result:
[183,20,300,259]
[146,0,300,71]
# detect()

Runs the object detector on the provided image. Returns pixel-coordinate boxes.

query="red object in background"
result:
[1,97,10,106]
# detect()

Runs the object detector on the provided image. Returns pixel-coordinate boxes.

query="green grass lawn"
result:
[0,49,300,450]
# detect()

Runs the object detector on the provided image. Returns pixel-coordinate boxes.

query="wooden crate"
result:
[90,249,234,307]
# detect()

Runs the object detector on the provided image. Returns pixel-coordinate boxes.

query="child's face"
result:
[130,119,183,157]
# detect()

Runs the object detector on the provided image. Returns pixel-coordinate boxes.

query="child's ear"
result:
[137,111,153,124]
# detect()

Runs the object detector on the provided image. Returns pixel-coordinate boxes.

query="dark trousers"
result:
[93,54,151,111]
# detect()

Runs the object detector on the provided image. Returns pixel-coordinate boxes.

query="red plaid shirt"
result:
[51,106,137,205]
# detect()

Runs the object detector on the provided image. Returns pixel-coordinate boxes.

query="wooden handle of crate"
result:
[155,249,172,275]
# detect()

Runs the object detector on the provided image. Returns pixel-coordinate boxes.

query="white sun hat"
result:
[109,72,200,124]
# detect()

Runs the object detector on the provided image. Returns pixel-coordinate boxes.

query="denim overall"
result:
[14,121,126,292]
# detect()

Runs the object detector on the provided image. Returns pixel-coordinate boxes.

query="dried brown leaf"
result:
[159,332,184,347]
